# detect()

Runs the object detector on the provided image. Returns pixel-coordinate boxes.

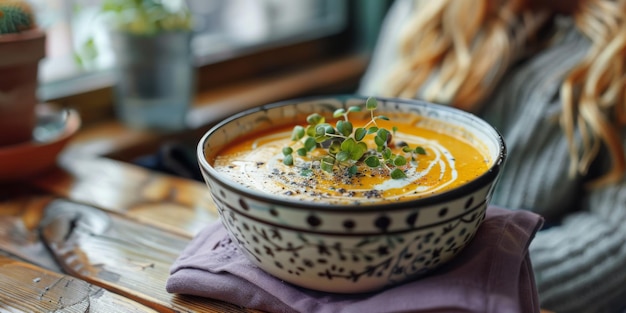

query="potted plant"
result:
[0,0,46,146]
[100,0,195,131]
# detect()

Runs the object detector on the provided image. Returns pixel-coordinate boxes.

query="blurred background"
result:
[34,0,391,109]
[22,0,394,177]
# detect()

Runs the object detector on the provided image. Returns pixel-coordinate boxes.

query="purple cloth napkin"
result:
[167,207,543,313]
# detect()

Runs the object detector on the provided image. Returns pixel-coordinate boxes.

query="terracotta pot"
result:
[0,28,46,147]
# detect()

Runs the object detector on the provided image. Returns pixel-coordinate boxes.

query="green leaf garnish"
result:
[346,141,366,161]
[329,141,341,154]
[336,120,353,137]
[304,137,317,151]
[283,97,426,179]
[333,109,346,118]
[366,97,378,110]
[292,125,305,140]
[374,135,385,147]
[336,151,350,162]
[341,137,356,152]
[321,157,334,173]
[282,147,293,156]
[390,168,407,179]
[283,154,294,166]
[414,147,426,155]
[355,127,367,141]
[365,156,380,167]
[394,156,407,166]
[348,106,362,113]
[382,148,392,159]
[348,165,358,175]
[307,113,324,125]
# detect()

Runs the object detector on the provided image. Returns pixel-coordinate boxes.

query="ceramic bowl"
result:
[0,106,81,182]
[197,95,506,293]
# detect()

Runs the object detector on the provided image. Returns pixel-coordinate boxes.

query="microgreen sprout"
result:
[282,97,426,179]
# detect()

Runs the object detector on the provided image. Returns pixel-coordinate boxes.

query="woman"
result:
[358,0,626,312]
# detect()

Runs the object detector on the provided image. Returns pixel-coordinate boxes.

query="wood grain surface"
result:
[32,156,219,238]
[0,156,262,312]
[0,254,158,312]
[0,52,369,312]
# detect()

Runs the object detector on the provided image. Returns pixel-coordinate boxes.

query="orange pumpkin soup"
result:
[212,112,490,205]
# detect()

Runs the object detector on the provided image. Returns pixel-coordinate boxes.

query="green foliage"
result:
[74,0,192,67]
[0,0,35,34]
[283,97,427,179]
[100,0,192,35]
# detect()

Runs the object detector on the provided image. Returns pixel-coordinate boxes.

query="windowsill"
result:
[61,52,369,162]
[38,19,348,103]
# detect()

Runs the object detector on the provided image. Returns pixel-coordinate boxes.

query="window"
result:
[31,0,359,101]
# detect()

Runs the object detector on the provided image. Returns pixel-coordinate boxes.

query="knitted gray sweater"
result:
[358,1,626,312]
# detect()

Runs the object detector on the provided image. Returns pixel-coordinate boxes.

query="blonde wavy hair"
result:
[385,0,626,188]
[563,0,626,188]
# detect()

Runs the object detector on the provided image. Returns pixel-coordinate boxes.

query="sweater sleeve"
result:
[358,3,626,311]
[529,175,626,313]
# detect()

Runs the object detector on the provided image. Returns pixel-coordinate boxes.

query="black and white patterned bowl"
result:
[197,95,506,293]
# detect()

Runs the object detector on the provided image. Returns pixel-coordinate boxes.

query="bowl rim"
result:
[197,94,506,212]
[0,107,81,156]
[0,107,81,182]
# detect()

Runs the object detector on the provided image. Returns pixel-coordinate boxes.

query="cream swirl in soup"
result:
[212,114,490,205]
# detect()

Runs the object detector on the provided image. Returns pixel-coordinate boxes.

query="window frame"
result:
[38,0,391,128]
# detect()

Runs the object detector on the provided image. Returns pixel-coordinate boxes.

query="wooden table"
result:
[0,152,262,312]
[0,146,557,313]
[0,53,370,312]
